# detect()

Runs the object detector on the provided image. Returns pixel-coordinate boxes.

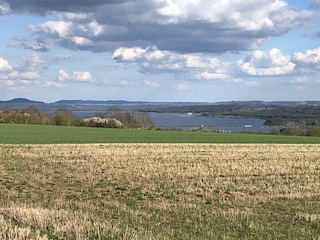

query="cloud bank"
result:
[3,0,315,53]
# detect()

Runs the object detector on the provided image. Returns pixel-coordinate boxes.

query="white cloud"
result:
[12,0,313,53]
[20,71,40,80]
[58,69,94,82]
[71,36,92,45]
[0,2,9,14]
[39,21,72,38]
[156,0,286,31]
[112,46,228,79]
[3,70,40,88]
[88,20,103,36]
[112,45,320,82]
[8,71,40,80]
[194,71,228,80]
[293,48,320,71]
[144,80,160,88]
[0,57,12,71]
[33,18,104,48]
[237,48,295,76]
[112,47,147,61]
[113,46,320,85]
[73,71,94,82]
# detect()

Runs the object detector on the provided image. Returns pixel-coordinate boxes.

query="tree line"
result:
[0,107,154,129]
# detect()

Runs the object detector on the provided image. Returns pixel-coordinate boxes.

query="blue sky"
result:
[0,0,320,102]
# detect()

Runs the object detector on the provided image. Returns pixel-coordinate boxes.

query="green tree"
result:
[52,108,79,126]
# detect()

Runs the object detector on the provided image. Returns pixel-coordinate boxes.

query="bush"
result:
[107,107,154,129]
[280,126,320,137]
[0,107,52,125]
[280,127,307,136]
[82,117,123,128]
[306,126,320,137]
[51,108,80,126]
[269,129,280,135]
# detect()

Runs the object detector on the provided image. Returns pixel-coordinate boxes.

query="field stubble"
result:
[0,144,319,239]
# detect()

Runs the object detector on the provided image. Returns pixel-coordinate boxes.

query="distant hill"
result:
[0,98,44,104]
[54,100,149,105]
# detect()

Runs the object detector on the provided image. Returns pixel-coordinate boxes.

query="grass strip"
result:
[1,123,320,144]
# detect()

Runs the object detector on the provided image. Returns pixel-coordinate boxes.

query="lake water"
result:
[67,110,282,133]
[148,112,282,133]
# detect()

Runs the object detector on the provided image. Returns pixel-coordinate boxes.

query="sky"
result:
[0,0,320,102]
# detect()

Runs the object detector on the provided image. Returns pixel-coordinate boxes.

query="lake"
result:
[69,109,279,133]
[148,112,282,133]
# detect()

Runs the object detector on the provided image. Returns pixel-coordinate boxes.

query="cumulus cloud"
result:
[0,57,12,71]
[113,45,320,83]
[29,17,104,50]
[236,47,320,78]
[0,1,9,14]
[37,21,72,38]
[112,45,229,80]
[237,48,296,76]
[58,69,94,82]
[3,69,40,88]
[156,0,284,30]
[293,47,320,71]
[8,71,40,80]
[0,54,46,87]
[194,71,228,80]
[3,0,314,53]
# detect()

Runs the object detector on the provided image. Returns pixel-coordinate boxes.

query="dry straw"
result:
[0,144,319,239]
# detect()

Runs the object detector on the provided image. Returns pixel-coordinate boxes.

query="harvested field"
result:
[0,144,319,239]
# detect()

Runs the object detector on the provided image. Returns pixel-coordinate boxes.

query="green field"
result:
[1,123,320,144]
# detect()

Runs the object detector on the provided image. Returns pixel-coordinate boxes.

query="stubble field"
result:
[0,144,319,239]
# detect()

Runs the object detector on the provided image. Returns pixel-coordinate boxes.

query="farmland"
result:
[1,123,320,144]
[0,144,319,239]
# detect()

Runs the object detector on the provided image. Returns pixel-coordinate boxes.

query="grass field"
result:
[1,123,320,144]
[0,144,319,239]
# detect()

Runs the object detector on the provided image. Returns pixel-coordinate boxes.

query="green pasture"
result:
[1,123,320,144]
